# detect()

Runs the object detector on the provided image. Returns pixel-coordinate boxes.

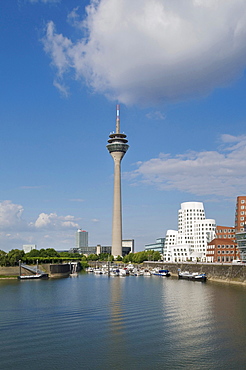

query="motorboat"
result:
[143,269,152,276]
[152,269,171,277]
[18,273,48,280]
[178,270,206,282]
[94,268,103,274]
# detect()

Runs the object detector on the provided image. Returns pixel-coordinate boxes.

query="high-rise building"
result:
[164,202,216,262]
[107,105,129,257]
[76,229,88,250]
[235,196,246,232]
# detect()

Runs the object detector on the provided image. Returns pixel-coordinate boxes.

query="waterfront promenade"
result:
[1,261,246,284]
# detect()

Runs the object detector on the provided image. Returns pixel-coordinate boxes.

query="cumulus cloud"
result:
[42,0,246,106]
[34,212,79,229]
[129,134,246,197]
[0,201,26,230]
[0,201,81,251]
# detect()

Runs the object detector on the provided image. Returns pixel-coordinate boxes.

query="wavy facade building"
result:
[163,202,216,262]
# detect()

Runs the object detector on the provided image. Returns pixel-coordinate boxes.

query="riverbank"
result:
[0,262,80,279]
[1,262,246,284]
[143,261,246,285]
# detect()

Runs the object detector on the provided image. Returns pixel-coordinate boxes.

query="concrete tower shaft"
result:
[107,105,129,257]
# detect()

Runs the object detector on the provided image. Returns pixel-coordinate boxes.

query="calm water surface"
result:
[0,273,246,369]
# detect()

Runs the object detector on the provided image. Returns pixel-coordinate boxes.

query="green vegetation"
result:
[0,248,161,267]
[0,248,87,267]
[122,250,161,264]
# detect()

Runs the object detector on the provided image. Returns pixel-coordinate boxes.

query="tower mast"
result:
[107,105,129,257]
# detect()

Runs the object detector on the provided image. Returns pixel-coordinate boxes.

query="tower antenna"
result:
[116,104,120,134]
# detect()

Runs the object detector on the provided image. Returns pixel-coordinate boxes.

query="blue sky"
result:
[1,0,246,252]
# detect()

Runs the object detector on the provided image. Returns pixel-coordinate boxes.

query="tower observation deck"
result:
[107,105,129,257]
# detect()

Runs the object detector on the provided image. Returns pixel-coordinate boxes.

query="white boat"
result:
[133,268,144,276]
[18,273,48,280]
[178,270,206,282]
[119,267,129,276]
[143,269,152,276]
[94,268,103,274]
[152,268,171,277]
[110,268,120,276]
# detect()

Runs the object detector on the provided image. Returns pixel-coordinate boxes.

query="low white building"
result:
[164,202,216,262]
[23,244,37,253]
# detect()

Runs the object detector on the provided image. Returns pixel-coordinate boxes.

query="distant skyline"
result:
[1,0,246,252]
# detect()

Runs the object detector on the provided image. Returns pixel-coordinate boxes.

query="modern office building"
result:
[235,196,246,232]
[145,238,165,254]
[76,229,88,251]
[164,202,216,262]
[122,239,134,254]
[23,244,37,253]
[107,105,129,257]
[235,228,246,261]
[79,240,134,257]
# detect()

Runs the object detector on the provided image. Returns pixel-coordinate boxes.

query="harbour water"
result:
[1,273,246,370]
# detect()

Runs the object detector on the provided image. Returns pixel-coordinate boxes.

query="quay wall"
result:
[0,263,76,278]
[143,262,246,284]
[0,266,19,276]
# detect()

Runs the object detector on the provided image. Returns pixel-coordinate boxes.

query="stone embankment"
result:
[0,263,79,279]
[143,262,246,284]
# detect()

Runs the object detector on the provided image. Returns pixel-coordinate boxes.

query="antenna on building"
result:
[116,104,120,134]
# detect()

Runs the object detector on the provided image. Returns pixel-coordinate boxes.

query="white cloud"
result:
[0,201,80,251]
[42,0,246,106]
[34,212,79,229]
[129,134,246,197]
[0,200,26,230]
[146,111,166,120]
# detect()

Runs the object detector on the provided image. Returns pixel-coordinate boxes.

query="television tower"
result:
[107,105,129,257]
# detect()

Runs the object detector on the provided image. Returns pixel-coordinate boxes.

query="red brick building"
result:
[206,238,239,263]
[235,196,246,232]
[206,225,239,263]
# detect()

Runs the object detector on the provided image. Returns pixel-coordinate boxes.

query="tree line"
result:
[0,248,161,267]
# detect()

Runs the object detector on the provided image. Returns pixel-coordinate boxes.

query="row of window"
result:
[217,251,235,254]
[217,257,234,262]
[209,245,235,248]
[217,229,235,233]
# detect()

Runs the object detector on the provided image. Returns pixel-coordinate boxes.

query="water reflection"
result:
[0,275,246,369]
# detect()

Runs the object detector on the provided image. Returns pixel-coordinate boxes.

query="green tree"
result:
[26,249,40,257]
[153,251,161,261]
[88,254,99,261]
[7,249,25,266]
[0,250,8,266]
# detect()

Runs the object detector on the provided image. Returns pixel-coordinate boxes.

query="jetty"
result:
[18,260,49,279]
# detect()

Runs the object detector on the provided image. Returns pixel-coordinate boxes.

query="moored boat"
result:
[18,273,49,280]
[152,269,171,277]
[178,269,206,282]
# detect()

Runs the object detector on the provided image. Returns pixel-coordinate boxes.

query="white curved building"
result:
[164,202,216,262]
